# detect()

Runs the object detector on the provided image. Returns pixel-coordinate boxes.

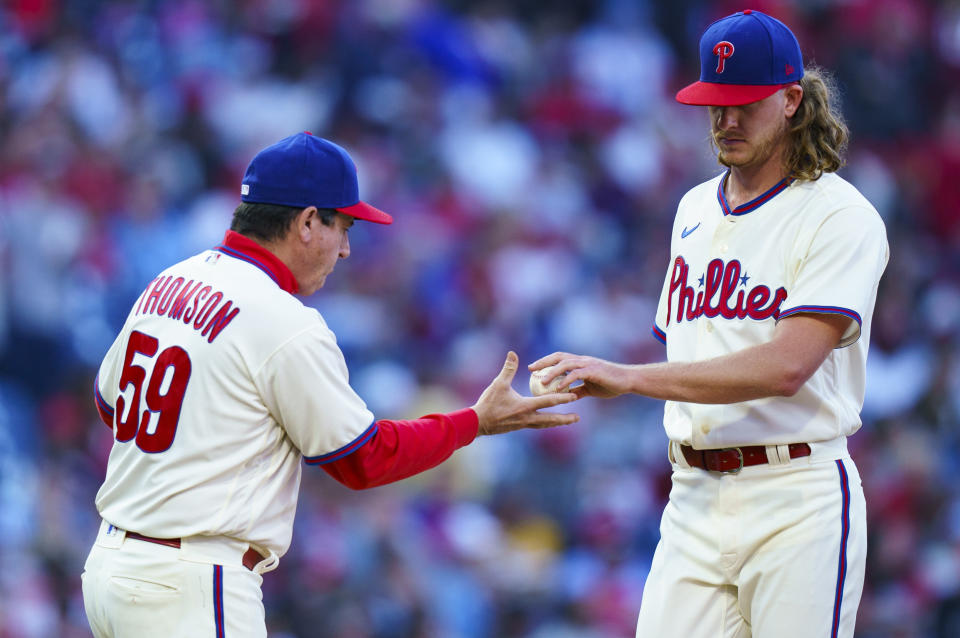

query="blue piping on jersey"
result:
[215,245,281,287]
[778,305,862,328]
[651,325,667,345]
[717,171,792,216]
[94,376,114,416]
[777,306,863,348]
[304,420,379,465]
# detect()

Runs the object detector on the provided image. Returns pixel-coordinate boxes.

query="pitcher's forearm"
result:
[628,315,844,404]
[628,345,802,404]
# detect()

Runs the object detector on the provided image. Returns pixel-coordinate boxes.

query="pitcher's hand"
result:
[530,352,635,399]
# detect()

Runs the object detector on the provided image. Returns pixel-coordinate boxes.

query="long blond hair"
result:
[784,66,849,181]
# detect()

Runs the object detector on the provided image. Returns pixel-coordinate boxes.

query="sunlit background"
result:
[0,0,957,636]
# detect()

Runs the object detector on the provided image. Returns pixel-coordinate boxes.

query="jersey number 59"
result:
[115,330,192,453]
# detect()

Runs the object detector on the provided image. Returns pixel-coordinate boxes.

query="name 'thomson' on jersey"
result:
[134,270,241,344]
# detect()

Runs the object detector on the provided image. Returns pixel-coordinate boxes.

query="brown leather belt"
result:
[125,531,266,571]
[680,443,811,474]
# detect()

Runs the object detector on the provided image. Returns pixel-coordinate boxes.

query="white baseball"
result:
[529,365,567,396]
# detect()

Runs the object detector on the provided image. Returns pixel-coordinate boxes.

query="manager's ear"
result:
[783,84,803,118]
[294,206,319,242]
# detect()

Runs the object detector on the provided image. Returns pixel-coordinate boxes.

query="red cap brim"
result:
[675,81,793,106]
[336,200,393,225]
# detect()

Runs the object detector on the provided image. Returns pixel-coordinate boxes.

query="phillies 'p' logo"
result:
[713,41,735,73]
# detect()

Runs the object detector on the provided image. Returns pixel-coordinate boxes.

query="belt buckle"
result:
[718,447,744,474]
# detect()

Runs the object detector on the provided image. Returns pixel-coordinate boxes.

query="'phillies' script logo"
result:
[667,256,787,324]
[713,41,735,73]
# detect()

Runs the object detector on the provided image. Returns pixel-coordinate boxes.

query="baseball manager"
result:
[82,132,579,637]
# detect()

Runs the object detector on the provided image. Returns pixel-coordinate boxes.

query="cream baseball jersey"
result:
[93,231,375,560]
[652,170,888,448]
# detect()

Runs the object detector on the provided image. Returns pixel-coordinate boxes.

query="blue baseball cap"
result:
[676,9,803,106]
[241,132,393,225]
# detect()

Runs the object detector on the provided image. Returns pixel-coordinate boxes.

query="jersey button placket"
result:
[696,305,709,353]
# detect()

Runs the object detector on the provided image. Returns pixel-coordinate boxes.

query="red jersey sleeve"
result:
[320,408,479,490]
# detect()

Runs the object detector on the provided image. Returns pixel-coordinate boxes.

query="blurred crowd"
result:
[0,0,958,636]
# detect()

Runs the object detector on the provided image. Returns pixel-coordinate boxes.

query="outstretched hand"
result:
[472,352,580,436]
[529,352,635,399]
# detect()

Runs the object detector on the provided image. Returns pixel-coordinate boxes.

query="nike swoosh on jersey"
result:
[681,222,701,238]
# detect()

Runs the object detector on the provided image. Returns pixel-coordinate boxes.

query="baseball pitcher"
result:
[532,10,888,638]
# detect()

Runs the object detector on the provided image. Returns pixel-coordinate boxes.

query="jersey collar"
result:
[216,230,300,294]
[717,170,792,217]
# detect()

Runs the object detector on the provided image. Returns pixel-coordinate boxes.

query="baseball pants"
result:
[82,520,268,638]
[636,440,866,638]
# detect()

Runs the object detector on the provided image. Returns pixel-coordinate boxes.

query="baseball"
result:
[529,365,567,396]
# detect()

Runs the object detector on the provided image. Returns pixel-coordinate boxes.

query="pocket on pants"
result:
[109,575,180,596]
[104,575,184,637]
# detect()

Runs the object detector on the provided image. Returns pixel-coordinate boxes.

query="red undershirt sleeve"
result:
[321,408,479,490]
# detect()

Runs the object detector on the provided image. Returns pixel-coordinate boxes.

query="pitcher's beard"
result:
[712,121,788,169]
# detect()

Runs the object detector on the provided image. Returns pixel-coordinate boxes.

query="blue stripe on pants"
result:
[831,460,851,638]
[214,565,225,638]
